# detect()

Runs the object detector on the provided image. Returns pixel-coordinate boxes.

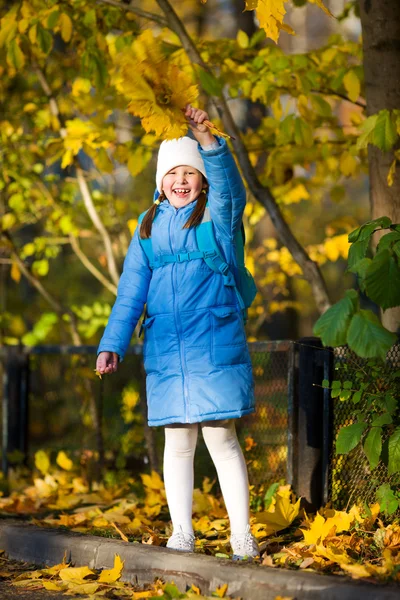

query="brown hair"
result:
[139,184,208,239]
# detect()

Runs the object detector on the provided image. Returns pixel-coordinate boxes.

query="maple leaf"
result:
[301,510,355,545]
[255,488,301,534]
[111,31,198,140]
[99,554,124,583]
[256,0,295,44]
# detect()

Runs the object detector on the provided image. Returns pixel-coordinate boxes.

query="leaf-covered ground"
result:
[0,450,399,598]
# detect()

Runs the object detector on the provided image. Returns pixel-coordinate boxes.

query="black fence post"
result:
[290,337,333,510]
[2,347,30,475]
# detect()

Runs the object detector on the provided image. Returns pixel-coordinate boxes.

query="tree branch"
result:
[33,63,120,287]
[96,0,167,27]
[34,180,118,293]
[154,0,331,313]
[3,232,82,345]
[69,233,118,296]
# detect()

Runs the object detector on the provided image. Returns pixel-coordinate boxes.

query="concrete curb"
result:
[0,520,398,600]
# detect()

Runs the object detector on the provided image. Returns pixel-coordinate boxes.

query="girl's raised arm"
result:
[184,105,246,240]
[199,136,246,240]
[96,226,152,362]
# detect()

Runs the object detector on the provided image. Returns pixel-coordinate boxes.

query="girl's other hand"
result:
[96,351,119,375]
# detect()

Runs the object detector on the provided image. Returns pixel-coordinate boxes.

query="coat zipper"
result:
[169,209,190,423]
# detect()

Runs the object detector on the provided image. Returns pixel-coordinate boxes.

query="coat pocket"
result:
[210,306,249,367]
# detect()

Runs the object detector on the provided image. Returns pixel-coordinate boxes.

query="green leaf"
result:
[47,10,60,29]
[356,114,378,150]
[339,390,352,401]
[384,394,397,414]
[294,118,313,147]
[197,66,223,97]
[365,249,400,309]
[343,381,353,389]
[349,217,392,243]
[347,239,370,271]
[313,289,358,347]
[36,24,53,55]
[336,422,366,455]
[376,484,399,515]
[7,37,25,69]
[388,427,400,475]
[363,427,382,470]
[373,109,398,152]
[352,391,362,404]
[347,310,397,359]
[377,231,400,252]
[322,379,330,388]
[371,413,392,427]
[263,482,279,510]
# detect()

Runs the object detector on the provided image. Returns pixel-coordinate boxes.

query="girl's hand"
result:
[184,104,209,133]
[96,351,119,375]
[184,104,215,145]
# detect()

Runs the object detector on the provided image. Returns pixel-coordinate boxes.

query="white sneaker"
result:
[166,525,195,552]
[230,524,260,561]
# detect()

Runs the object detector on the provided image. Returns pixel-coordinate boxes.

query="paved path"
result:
[0,519,398,600]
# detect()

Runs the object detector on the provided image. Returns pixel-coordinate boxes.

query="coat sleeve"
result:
[198,136,246,240]
[97,226,152,362]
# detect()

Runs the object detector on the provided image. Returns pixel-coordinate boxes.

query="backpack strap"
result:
[196,203,246,312]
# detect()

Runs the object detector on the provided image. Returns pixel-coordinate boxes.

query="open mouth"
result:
[173,189,191,197]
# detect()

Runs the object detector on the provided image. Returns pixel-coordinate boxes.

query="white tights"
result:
[163,419,250,536]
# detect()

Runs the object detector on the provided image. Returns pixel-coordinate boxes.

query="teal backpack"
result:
[138,198,257,322]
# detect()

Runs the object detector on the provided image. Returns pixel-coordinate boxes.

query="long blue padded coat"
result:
[97,136,255,426]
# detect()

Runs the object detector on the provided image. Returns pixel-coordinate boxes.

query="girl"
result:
[96,105,259,560]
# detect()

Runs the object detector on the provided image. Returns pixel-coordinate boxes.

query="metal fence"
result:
[329,344,400,510]
[0,342,297,495]
[1,339,398,510]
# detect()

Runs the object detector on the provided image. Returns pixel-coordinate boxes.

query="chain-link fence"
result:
[1,340,399,511]
[329,344,400,511]
[0,342,294,492]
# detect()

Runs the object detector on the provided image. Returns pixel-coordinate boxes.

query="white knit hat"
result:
[156,136,207,193]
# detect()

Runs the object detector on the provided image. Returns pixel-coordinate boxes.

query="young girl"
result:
[96,105,259,560]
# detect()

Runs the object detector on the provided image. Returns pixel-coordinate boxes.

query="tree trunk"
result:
[358,0,400,332]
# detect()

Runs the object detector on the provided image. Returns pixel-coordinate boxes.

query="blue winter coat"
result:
[97,136,255,426]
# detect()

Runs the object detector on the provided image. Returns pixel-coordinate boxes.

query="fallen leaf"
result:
[98,554,124,583]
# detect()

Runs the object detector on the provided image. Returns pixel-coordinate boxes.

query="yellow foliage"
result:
[110,30,198,139]
[323,234,350,262]
[301,509,355,545]
[59,565,94,582]
[343,70,361,103]
[34,450,50,475]
[56,450,73,471]
[98,554,124,583]
[255,487,301,534]
[255,0,295,44]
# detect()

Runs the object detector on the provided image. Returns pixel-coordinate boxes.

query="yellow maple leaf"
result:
[111,31,198,140]
[255,489,301,534]
[213,582,229,597]
[256,0,295,44]
[42,581,65,591]
[99,554,124,583]
[59,565,94,583]
[56,450,73,471]
[35,450,50,475]
[141,470,165,491]
[301,510,355,545]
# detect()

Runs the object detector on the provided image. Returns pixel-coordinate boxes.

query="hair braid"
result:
[139,192,166,239]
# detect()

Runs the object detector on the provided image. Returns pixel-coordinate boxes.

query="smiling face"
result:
[162,165,204,208]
